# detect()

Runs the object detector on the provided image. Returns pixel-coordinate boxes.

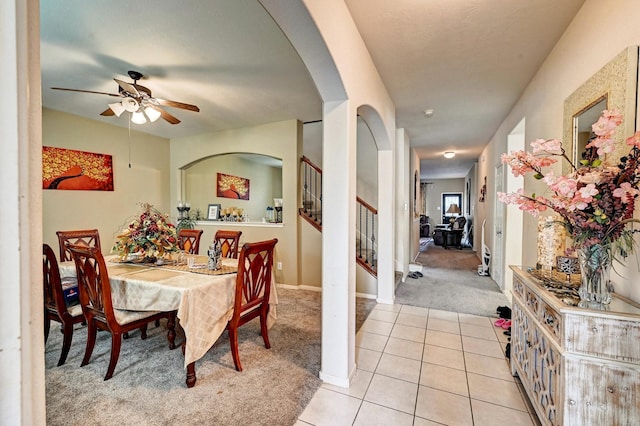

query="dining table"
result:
[58,254,277,387]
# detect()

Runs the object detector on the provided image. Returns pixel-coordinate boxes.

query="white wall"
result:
[42,109,171,253]
[357,117,378,206]
[482,0,640,302]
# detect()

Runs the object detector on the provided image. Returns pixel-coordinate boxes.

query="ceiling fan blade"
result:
[51,87,122,98]
[149,105,181,124]
[100,108,115,116]
[155,98,200,112]
[114,78,140,97]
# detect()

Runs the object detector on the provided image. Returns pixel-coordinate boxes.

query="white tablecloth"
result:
[59,256,277,368]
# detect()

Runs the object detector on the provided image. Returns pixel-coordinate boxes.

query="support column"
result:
[376,149,395,304]
[0,0,45,424]
[319,100,357,387]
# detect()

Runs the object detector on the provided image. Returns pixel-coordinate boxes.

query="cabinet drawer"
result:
[564,356,640,426]
[564,315,640,363]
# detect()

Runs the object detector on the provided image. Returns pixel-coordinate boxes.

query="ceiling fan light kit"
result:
[131,111,147,125]
[52,70,200,125]
[108,102,126,117]
[144,106,161,122]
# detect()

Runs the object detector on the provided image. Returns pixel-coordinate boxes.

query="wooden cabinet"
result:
[510,267,640,426]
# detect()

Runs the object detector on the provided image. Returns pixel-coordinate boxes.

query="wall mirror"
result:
[572,96,607,166]
[182,153,282,222]
[563,46,639,174]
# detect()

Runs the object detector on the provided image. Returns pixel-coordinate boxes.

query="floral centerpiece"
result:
[498,109,640,308]
[112,203,179,261]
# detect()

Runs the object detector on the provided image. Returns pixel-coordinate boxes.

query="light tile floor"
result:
[296,303,539,426]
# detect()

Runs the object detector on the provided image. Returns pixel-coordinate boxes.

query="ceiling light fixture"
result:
[131,110,147,124]
[144,106,162,123]
[108,102,126,117]
[121,97,139,112]
[444,151,455,159]
[424,109,435,117]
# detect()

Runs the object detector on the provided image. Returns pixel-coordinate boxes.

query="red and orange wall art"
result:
[42,146,114,191]
[216,173,250,200]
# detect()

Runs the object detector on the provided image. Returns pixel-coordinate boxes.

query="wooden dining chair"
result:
[43,244,85,366]
[226,238,277,371]
[67,244,177,380]
[214,230,242,259]
[178,229,204,254]
[56,229,101,262]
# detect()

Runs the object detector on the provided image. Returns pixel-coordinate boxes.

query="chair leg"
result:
[228,327,242,372]
[58,321,74,366]
[44,316,51,344]
[81,321,97,367]
[260,312,271,350]
[105,332,122,381]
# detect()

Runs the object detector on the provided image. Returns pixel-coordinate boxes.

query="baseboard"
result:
[276,283,378,300]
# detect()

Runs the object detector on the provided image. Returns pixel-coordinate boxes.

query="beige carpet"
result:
[396,241,510,317]
[45,289,376,426]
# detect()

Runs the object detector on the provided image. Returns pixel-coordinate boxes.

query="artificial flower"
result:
[498,109,640,258]
[112,203,179,259]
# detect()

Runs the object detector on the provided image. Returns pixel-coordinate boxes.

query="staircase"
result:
[300,156,377,276]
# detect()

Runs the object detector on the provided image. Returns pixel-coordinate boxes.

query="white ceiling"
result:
[40,0,585,180]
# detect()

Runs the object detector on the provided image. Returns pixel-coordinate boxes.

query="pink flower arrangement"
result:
[498,109,640,255]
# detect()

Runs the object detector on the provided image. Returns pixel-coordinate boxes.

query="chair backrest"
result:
[178,229,204,254]
[231,239,278,323]
[43,244,69,317]
[67,244,115,324]
[453,216,466,230]
[56,229,101,262]
[214,230,242,259]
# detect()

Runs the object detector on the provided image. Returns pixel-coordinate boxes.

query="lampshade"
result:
[144,106,161,122]
[446,203,461,214]
[108,102,126,117]
[444,151,455,159]
[121,97,139,113]
[131,111,147,124]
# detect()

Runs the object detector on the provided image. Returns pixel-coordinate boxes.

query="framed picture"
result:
[42,146,114,191]
[207,204,221,220]
[217,173,250,200]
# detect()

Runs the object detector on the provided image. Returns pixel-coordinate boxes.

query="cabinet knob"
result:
[569,400,576,405]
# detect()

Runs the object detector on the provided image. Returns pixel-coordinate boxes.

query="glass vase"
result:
[577,244,612,309]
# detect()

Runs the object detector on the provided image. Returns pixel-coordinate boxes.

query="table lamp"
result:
[446,203,461,226]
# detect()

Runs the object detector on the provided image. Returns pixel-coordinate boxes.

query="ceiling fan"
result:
[51,70,200,125]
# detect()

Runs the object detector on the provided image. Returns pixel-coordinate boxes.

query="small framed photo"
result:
[207,204,221,220]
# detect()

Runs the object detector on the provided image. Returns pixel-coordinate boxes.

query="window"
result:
[441,193,462,223]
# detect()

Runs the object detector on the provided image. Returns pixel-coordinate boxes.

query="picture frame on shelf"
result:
[207,204,221,220]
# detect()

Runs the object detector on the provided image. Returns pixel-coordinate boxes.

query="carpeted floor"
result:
[396,240,510,317]
[45,289,376,426]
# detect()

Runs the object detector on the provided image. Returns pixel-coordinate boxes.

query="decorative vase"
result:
[577,244,612,309]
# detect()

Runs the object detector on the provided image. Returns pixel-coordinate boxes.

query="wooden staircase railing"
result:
[356,196,377,276]
[299,156,377,276]
[300,156,322,231]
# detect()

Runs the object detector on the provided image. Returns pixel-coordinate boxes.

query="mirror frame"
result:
[563,46,639,174]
